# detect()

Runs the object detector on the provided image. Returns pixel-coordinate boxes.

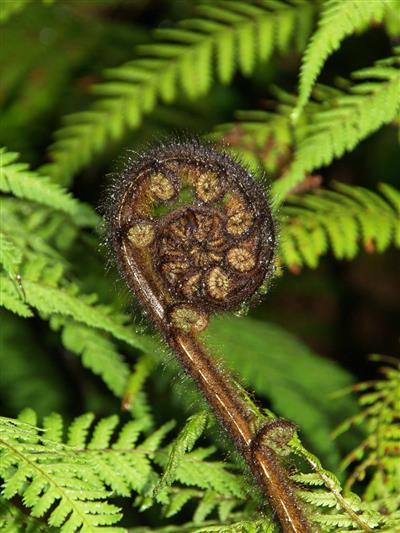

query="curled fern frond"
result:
[42,0,315,185]
[294,0,398,116]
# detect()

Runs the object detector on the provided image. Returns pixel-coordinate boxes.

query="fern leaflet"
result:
[0,410,251,529]
[333,357,400,507]
[0,147,79,216]
[280,182,400,270]
[0,411,124,532]
[274,52,400,200]
[294,0,398,115]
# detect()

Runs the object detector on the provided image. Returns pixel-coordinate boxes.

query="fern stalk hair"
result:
[107,140,311,533]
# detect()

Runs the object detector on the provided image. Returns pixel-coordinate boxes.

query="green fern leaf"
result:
[0,231,22,278]
[0,147,78,215]
[0,312,67,416]
[334,357,400,503]
[0,0,31,24]
[204,315,357,470]
[155,412,208,502]
[280,182,400,270]
[60,321,131,398]
[0,275,32,317]
[274,53,400,200]
[1,410,248,528]
[42,0,315,185]
[6,274,146,349]
[0,416,124,532]
[294,0,398,116]
[290,437,386,532]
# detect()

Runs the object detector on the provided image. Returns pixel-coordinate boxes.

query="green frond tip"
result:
[279,182,400,271]
[274,52,400,201]
[334,356,400,503]
[154,412,208,502]
[42,0,315,185]
[0,147,78,215]
[294,0,398,117]
[289,438,385,532]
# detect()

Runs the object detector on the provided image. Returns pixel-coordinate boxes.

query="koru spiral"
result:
[109,140,276,334]
[108,140,311,533]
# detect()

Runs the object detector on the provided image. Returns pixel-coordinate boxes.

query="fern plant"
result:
[334,357,400,508]
[1,0,399,531]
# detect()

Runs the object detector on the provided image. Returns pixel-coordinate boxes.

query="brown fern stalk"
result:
[107,140,311,533]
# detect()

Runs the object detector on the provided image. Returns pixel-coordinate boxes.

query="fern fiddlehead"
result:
[108,140,311,533]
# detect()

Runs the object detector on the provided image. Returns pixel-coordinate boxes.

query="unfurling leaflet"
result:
[107,140,311,533]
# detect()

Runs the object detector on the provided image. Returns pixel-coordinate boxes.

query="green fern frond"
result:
[155,412,209,502]
[0,312,67,416]
[333,357,400,504]
[0,150,147,403]
[42,0,315,185]
[294,0,399,116]
[59,320,131,398]
[0,262,145,349]
[0,498,54,533]
[204,315,357,470]
[0,0,31,24]
[0,412,124,532]
[0,274,32,317]
[212,105,293,176]
[0,261,154,403]
[151,411,245,522]
[213,52,400,203]
[0,147,78,215]
[274,53,400,200]
[1,410,250,529]
[290,439,386,532]
[0,231,22,278]
[121,354,157,412]
[129,517,274,532]
[280,182,400,270]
